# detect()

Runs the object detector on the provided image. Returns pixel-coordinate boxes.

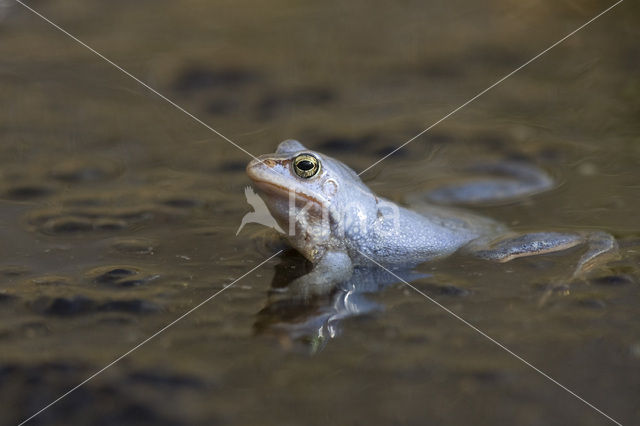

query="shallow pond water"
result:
[1,0,639,425]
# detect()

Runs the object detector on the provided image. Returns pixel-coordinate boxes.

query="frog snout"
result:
[246,157,277,180]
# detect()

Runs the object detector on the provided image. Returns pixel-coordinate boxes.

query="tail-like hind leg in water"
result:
[573,231,618,278]
[465,230,618,304]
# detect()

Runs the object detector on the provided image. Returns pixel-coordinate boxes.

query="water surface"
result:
[1,0,639,425]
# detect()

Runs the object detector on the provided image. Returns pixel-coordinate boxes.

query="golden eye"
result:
[293,154,320,178]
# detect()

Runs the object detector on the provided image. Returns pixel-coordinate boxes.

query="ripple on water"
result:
[172,66,261,92]
[206,98,239,115]
[99,299,160,314]
[30,295,160,316]
[1,158,121,203]
[0,265,30,277]
[157,195,204,209]
[108,237,156,255]
[315,134,375,153]
[41,216,128,234]
[26,203,186,236]
[87,265,160,289]
[49,158,123,183]
[217,160,247,173]
[591,274,635,286]
[127,369,207,390]
[256,86,335,119]
[575,297,608,310]
[419,282,472,297]
[0,293,17,304]
[3,183,56,200]
[1,362,190,425]
[30,275,74,287]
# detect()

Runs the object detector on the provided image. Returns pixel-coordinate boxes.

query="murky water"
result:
[1,0,639,424]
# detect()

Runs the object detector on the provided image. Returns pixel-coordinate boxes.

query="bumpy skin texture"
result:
[246,140,616,285]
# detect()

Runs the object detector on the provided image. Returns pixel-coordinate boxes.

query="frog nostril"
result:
[263,159,276,168]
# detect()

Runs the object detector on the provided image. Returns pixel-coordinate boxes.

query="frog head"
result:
[246,140,377,261]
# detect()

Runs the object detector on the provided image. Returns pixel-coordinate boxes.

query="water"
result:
[1,0,639,424]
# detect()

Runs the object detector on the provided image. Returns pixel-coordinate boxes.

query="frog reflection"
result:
[253,250,428,353]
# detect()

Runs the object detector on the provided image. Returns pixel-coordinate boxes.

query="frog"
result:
[246,139,617,290]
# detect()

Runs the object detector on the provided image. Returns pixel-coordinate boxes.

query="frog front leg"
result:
[287,250,354,298]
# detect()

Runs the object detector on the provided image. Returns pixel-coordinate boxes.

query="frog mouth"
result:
[250,179,323,206]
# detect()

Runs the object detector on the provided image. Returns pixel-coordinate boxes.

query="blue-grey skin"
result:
[246,140,616,288]
[423,161,554,205]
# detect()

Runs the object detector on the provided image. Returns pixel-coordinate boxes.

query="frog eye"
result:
[293,154,321,178]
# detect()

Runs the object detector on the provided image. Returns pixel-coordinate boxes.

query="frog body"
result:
[246,140,616,288]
